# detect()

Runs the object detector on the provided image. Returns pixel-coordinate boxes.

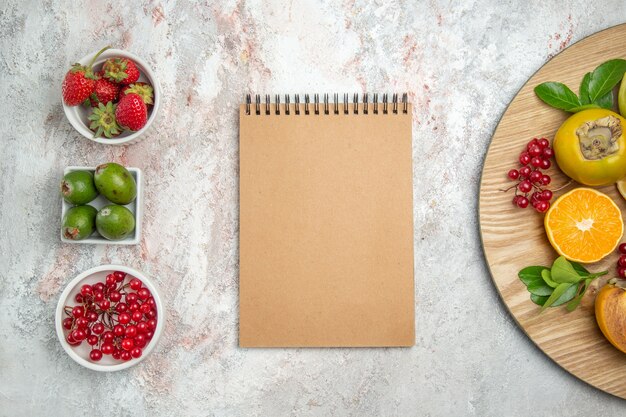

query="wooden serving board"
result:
[479,24,626,399]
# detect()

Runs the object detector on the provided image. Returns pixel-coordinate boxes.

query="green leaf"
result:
[518,266,547,286]
[551,256,584,284]
[566,278,593,312]
[569,104,601,113]
[527,282,554,296]
[595,90,614,109]
[541,269,559,288]
[588,59,626,102]
[534,82,581,111]
[551,283,578,307]
[571,262,590,276]
[579,72,592,104]
[542,282,574,310]
[531,294,549,306]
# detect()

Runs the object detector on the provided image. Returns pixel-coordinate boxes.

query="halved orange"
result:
[545,188,623,263]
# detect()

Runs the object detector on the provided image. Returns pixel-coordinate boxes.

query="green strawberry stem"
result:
[88,45,112,69]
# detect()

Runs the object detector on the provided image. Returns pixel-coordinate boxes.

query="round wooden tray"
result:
[479,24,626,399]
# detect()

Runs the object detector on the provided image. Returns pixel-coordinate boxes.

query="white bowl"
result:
[62,48,161,146]
[61,166,143,245]
[55,264,164,372]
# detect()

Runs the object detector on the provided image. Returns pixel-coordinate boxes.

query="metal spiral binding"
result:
[245,93,409,115]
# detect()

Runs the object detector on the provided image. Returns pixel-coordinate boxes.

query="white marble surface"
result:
[0,0,625,415]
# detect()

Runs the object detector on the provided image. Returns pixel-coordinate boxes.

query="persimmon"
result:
[595,280,626,354]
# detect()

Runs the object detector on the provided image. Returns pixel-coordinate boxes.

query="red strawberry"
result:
[89,72,120,107]
[116,93,147,131]
[120,82,154,107]
[62,46,110,106]
[102,57,140,85]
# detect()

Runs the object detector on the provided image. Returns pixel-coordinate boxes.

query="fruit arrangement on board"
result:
[62,270,158,362]
[506,58,626,355]
[62,163,137,241]
[62,46,154,138]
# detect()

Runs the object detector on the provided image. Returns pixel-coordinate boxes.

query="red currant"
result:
[126,293,138,303]
[71,306,85,318]
[538,138,550,149]
[109,291,122,303]
[74,293,84,303]
[87,335,98,346]
[132,311,143,322]
[530,157,542,168]
[121,338,134,351]
[147,319,157,330]
[66,334,81,346]
[130,278,143,291]
[145,298,155,308]
[119,313,131,325]
[80,285,93,297]
[519,166,531,178]
[114,271,126,282]
[508,169,520,180]
[529,170,542,183]
[145,310,157,319]
[528,145,542,157]
[618,255,626,268]
[542,147,554,159]
[63,317,74,330]
[619,243,626,254]
[519,152,531,166]
[114,324,125,336]
[121,351,132,361]
[99,299,111,310]
[618,267,626,278]
[93,291,104,302]
[101,343,114,355]
[75,317,89,329]
[136,321,148,333]
[102,331,115,343]
[125,325,138,338]
[516,196,529,208]
[540,190,553,201]
[116,303,128,313]
[94,282,105,292]
[106,273,117,287]
[518,180,532,193]
[128,302,140,312]
[535,201,550,213]
[145,330,154,340]
[72,329,87,341]
[134,334,147,348]
[540,175,551,185]
[137,288,150,300]
[89,349,103,361]
[112,349,122,360]
[131,348,142,359]
[92,323,105,335]
[540,159,551,170]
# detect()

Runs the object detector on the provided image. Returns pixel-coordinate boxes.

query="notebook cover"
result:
[239,102,414,347]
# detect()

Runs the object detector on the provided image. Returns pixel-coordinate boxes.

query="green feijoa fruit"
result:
[94,163,137,205]
[96,204,135,240]
[61,171,98,205]
[62,205,97,240]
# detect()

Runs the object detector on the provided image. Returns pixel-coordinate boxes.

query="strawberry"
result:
[88,72,120,107]
[62,46,110,106]
[115,93,147,131]
[88,102,122,138]
[120,82,154,106]
[102,57,140,85]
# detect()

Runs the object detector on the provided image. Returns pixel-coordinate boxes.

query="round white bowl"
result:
[55,264,164,371]
[62,48,161,146]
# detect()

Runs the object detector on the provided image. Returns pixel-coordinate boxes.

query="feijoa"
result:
[61,171,98,205]
[96,204,135,240]
[94,163,137,205]
[62,205,97,240]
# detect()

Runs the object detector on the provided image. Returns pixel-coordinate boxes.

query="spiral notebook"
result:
[239,93,414,347]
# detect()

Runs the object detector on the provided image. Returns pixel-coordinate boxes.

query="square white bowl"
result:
[61,166,143,245]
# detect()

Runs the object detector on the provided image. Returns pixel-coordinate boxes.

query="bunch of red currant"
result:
[507,137,555,213]
[616,243,626,279]
[63,271,158,362]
